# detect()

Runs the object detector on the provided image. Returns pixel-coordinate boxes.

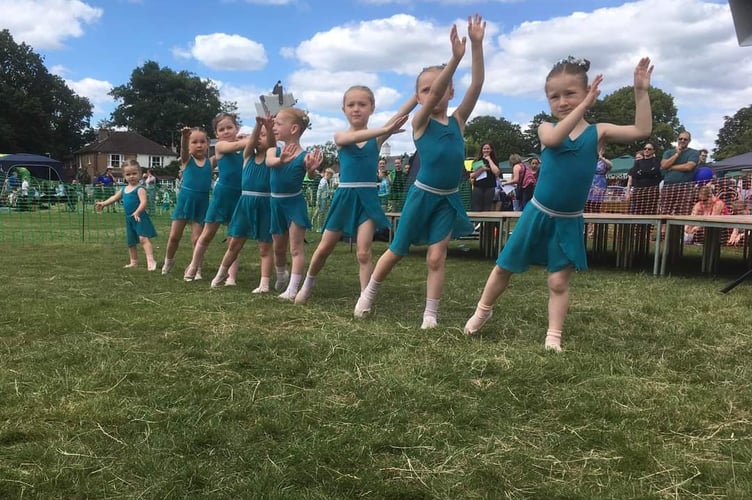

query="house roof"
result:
[76,131,177,156]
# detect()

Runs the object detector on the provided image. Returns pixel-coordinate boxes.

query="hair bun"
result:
[554,56,590,71]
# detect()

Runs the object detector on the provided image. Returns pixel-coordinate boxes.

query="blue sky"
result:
[2,0,749,157]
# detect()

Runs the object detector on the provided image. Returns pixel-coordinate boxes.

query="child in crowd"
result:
[211,116,276,291]
[184,113,245,283]
[264,107,323,299]
[464,56,654,351]
[96,159,157,270]
[162,126,212,274]
[294,86,415,305]
[353,15,486,329]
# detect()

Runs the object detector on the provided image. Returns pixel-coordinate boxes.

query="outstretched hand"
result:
[279,144,297,163]
[582,73,603,109]
[633,57,653,92]
[449,23,467,61]
[467,13,486,44]
[385,114,409,135]
[305,148,324,172]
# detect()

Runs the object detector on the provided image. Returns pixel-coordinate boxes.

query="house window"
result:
[150,156,163,169]
[109,154,121,168]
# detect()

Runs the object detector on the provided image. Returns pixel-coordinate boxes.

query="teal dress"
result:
[269,150,311,234]
[172,157,212,223]
[123,186,157,247]
[389,116,473,256]
[497,123,598,273]
[228,156,272,243]
[205,151,243,224]
[323,138,389,237]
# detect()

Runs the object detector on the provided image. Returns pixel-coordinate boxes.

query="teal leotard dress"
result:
[497,123,598,272]
[122,185,157,247]
[228,156,272,243]
[205,151,243,224]
[270,150,312,234]
[389,116,473,256]
[172,157,212,223]
[323,138,389,237]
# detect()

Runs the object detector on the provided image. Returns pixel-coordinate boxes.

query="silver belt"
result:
[531,197,583,218]
[414,180,458,195]
[337,182,378,188]
[271,190,302,198]
[242,190,271,197]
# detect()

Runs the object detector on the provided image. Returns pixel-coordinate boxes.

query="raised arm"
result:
[334,111,411,148]
[453,14,486,128]
[215,137,248,156]
[538,73,603,148]
[598,57,654,144]
[243,119,263,164]
[179,127,192,168]
[412,24,466,138]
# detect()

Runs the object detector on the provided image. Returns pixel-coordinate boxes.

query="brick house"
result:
[68,129,178,182]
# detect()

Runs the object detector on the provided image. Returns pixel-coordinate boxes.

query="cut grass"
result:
[1,222,751,498]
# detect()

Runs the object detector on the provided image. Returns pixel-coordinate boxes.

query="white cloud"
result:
[0,0,101,49]
[177,33,268,71]
[66,77,113,104]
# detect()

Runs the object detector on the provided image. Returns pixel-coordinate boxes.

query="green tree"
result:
[522,112,553,155]
[713,105,752,161]
[308,140,338,171]
[464,116,534,162]
[591,86,681,157]
[0,29,93,159]
[110,61,237,147]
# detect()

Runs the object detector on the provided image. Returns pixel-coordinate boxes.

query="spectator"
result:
[312,168,334,230]
[503,153,535,210]
[389,157,408,211]
[728,198,750,246]
[469,142,500,211]
[626,141,662,214]
[660,131,699,215]
[684,184,725,244]
[377,167,390,208]
[96,167,117,212]
[586,147,612,213]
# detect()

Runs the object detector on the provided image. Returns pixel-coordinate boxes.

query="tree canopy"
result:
[713,105,752,161]
[464,116,535,162]
[0,29,93,159]
[109,61,237,147]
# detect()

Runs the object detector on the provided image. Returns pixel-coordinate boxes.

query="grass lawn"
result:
[1,212,751,499]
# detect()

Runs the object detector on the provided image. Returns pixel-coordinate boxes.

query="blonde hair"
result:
[416,64,450,92]
[509,153,522,165]
[276,108,310,136]
[343,85,375,106]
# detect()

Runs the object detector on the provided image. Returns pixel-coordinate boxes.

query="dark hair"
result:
[546,56,591,88]
[475,142,497,164]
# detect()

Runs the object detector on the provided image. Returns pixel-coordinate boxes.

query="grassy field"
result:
[1,213,752,499]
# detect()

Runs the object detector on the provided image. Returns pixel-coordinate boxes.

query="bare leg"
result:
[140,236,157,271]
[272,232,290,291]
[295,229,342,304]
[463,265,513,335]
[253,241,274,293]
[185,222,220,281]
[545,267,573,352]
[279,223,306,299]
[163,219,188,273]
[354,248,403,318]
[421,235,451,329]
[355,220,376,291]
[125,246,138,268]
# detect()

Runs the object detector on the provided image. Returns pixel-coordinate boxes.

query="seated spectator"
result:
[728,199,750,246]
[684,185,725,244]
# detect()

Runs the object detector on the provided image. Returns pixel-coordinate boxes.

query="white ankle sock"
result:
[545,329,563,352]
[421,298,440,329]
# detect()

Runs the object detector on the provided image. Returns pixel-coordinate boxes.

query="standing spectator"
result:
[96,167,117,212]
[697,148,709,167]
[377,166,391,209]
[389,157,408,211]
[469,142,500,211]
[586,147,612,214]
[144,168,157,213]
[626,142,662,214]
[660,131,699,215]
[313,168,334,230]
[503,153,535,210]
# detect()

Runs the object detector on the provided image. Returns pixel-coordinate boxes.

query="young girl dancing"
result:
[96,159,157,271]
[162,126,212,274]
[184,113,245,282]
[293,87,415,305]
[353,15,486,329]
[265,107,323,300]
[464,56,654,351]
[210,116,276,291]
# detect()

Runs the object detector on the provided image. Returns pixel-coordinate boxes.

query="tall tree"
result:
[464,116,534,162]
[590,86,681,157]
[0,29,93,158]
[713,105,752,161]
[110,61,237,147]
[522,111,553,155]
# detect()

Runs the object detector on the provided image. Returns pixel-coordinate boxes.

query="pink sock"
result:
[463,303,493,336]
[545,329,563,352]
